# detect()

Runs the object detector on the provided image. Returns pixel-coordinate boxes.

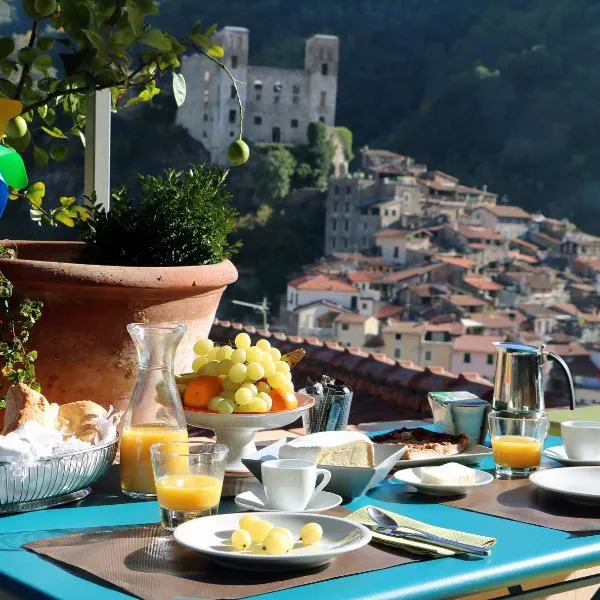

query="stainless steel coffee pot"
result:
[492,342,575,416]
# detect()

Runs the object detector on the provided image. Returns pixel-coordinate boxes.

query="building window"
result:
[345,202,350,212]
[320,91,327,106]
[254,80,263,90]
[344,220,349,232]
[293,96,299,104]
[362,237,366,246]
[292,84,300,95]
[321,63,329,76]
[346,186,352,194]
[319,116,325,123]
[254,115,262,125]
[424,350,432,361]
[203,113,208,122]
[291,119,298,128]
[274,95,280,104]
[256,94,262,102]
[332,220,337,231]
[334,186,339,195]
[204,71,210,82]
[384,209,389,216]
[229,131,234,137]
[487,354,494,365]
[362,303,368,310]
[274,82,282,93]
[231,55,238,68]
[391,209,396,216]
[464,352,471,364]
[394,348,401,358]
[393,247,399,258]
[332,238,336,248]
[228,109,236,123]
[343,239,348,249]
[395,333,402,340]
[230,85,236,98]
[363,222,367,230]
[202,131,207,138]
[272,126,281,143]
[341,323,349,331]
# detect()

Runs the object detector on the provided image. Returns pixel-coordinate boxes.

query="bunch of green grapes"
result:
[230,514,323,554]
[191,332,296,414]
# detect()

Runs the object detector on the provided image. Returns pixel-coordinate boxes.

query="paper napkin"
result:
[346,505,496,556]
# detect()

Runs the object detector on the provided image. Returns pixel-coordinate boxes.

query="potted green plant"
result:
[0,0,249,410]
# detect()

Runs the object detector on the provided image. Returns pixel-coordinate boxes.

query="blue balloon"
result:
[0,173,7,219]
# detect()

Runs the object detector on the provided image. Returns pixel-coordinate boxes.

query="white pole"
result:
[84,89,111,211]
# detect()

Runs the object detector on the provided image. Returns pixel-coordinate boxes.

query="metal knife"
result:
[366,524,491,557]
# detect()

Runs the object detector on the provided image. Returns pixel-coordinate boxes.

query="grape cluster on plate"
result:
[180,333,299,414]
[231,514,323,555]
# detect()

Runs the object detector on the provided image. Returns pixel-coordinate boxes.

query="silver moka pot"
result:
[492,342,575,417]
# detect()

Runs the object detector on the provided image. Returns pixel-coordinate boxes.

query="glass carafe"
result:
[120,323,188,499]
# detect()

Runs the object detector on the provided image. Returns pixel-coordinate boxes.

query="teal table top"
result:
[1,433,600,600]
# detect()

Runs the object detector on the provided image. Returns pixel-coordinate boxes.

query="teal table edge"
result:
[1,433,599,600]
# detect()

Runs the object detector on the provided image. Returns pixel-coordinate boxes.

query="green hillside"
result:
[3,0,600,231]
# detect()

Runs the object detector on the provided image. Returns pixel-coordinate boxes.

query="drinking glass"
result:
[489,413,548,479]
[150,441,228,530]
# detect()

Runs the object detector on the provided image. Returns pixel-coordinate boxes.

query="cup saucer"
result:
[543,445,600,466]
[234,488,343,513]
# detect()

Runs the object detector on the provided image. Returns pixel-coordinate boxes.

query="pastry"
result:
[1,384,59,435]
[371,427,470,460]
[279,431,375,467]
[57,401,107,444]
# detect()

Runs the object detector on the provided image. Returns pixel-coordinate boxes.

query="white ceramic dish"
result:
[234,489,343,513]
[173,512,372,571]
[529,466,600,506]
[185,393,315,472]
[543,445,600,467]
[242,437,407,498]
[392,444,493,469]
[393,467,494,496]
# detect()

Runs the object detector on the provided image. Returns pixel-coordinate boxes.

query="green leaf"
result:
[97,0,117,20]
[141,29,172,51]
[172,71,186,107]
[54,210,75,227]
[126,0,144,37]
[33,146,49,168]
[41,125,68,139]
[26,182,46,207]
[110,26,135,48]
[37,37,54,51]
[82,29,106,52]
[0,80,16,97]
[71,128,86,147]
[18,47,39,64]
[37,105,48,119]
[73,205,91,220]
[0,38,15,59]
[59,196,76,207]
[32,54,52,74]
[205,24,217,38]
[50,146,68,161]
[207,44,224,58]
[128,0,158,14]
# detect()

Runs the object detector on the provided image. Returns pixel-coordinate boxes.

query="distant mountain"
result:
[4,1,600,232]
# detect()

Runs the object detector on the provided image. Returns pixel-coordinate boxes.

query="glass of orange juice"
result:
[150,441,228,530]
[489,413,548,479]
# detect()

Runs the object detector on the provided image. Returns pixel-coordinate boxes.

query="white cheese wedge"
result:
[279,431,375,467]
[420,462,476,485]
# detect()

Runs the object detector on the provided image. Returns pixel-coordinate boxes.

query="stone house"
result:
[516,304,559,337]
[441,224,506,266]
[286,274,357,312]
[461,275,504,303]
[374,227,432,265]
[451,335,502,380]
[559,231,600,261]
[471,205,531,239]
[333,313,380,348]
[324,175,421,254]
[177,27,338,164]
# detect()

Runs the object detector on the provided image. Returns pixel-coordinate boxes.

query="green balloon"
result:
[0,145,28,190]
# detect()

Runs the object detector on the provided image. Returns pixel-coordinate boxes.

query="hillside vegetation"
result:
[3,0,600,231]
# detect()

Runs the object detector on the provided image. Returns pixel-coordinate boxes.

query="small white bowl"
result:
[393,467,493,496]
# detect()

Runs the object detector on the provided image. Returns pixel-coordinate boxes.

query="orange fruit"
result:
[268,389,298,411]
[183,376,223,410]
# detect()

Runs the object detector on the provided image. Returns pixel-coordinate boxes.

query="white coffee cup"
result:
[561,421,600,461]
[261,459,332,511]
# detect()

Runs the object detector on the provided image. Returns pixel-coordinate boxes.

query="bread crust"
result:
[1,384,59,434]
[57,401,107,443]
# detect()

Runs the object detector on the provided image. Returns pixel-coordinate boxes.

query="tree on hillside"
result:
[335,126,354,161]
[305,122,334,190]
[255,146,296,201]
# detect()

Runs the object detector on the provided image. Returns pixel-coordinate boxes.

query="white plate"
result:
[530,466,600,506]
[543,445,600,467]
[173,512,372,571]
[235,489,343,513]
[393,467,494,496]
[392,444,493,469]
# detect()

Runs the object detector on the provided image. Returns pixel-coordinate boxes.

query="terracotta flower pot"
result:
[0,240,238,412]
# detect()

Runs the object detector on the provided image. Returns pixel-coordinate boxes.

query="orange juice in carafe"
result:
[121,323,188,499]
[120,424,188,496]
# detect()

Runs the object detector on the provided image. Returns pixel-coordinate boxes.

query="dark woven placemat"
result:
[26,510,423,600]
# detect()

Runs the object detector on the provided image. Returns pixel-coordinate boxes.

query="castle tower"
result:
[305,34,339,127]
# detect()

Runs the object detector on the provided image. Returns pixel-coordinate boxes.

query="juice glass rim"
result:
[488,413,548,424]
[150,441,229,459]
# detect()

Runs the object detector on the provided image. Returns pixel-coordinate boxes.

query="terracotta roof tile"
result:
[478,205,531,219]
[463,276,504,292]
[452,334,502,353]
[382,263,442,284]
[334,312,371,324]
[446,294,488,307]
[347,271,375,283]
[377,304,403,319]
[438,255,476,270]
[508,251,539,265]
[289,273,357,293]
[458,225,504,241]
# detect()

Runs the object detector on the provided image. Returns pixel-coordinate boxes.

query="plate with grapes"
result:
[173,512,372,570]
